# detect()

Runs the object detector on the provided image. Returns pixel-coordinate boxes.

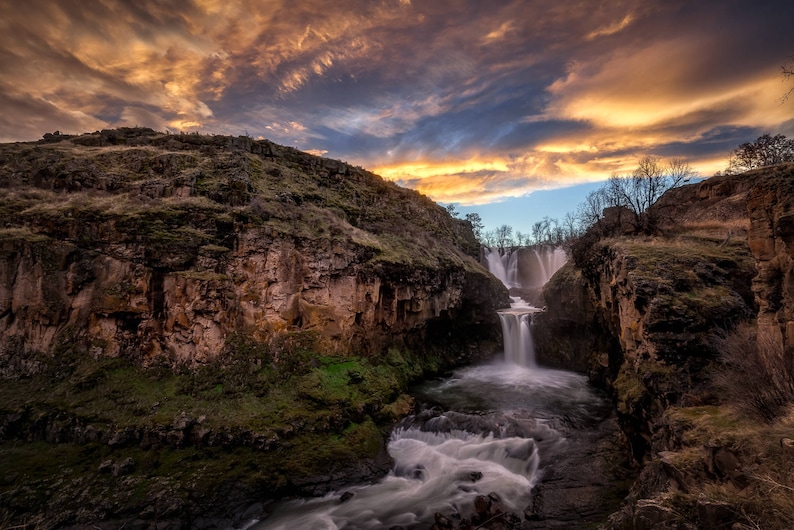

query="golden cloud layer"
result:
[1,1,792,209]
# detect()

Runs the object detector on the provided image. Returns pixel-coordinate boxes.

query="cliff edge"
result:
[535,164,794,529]
[0,128,508,528]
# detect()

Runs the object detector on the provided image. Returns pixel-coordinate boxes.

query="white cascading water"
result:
[487,245,567,367]
[531,245,567,287]
[257,424,539,529]
[484,247,520,288]
[498,307,538,368]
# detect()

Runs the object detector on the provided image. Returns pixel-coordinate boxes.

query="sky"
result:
[1,0,793,235]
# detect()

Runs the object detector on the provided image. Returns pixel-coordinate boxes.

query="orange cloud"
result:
[1,0,792,211]
[375,159,511,181]
[586,14,634,40]
[545,38,794,132]
[373,153,611,206]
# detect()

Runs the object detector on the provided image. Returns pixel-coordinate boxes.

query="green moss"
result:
[614,365,647,415]
[0,337,424,440]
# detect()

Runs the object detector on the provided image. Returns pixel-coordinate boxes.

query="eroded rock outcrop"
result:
[746,164,794,351]
[533,167,794,528]
[0,128,506,374]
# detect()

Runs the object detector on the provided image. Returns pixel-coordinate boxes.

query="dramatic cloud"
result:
[1,0,793,217]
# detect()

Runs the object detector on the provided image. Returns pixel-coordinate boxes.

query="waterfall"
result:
[484,247,519,289]
[484,245,567,368]
[498,309,537,368]
[532,246,567,286]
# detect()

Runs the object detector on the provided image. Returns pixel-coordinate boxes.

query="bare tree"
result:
[606,155,695,234]
[481,229,497,248]
[728,134,794,173]
[494,224,514,250]
[783,56,794,102]
[576,186,620,235]
[530,220,544,245]
[562,211,580,240]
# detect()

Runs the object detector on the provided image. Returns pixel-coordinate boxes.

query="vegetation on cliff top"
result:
[0,127,481,269]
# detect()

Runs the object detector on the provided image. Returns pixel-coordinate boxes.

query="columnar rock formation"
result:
[745,165,794,351]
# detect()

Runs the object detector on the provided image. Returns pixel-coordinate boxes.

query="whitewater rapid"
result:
[251,362,607,529]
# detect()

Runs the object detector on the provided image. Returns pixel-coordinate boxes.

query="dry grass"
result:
[676,219,750,242]
[664,405,794,529]
[679,219,750,233]
[712,323,794,422]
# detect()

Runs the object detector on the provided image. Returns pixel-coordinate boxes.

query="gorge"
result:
[1,129,794,529]
[252,246,629,528]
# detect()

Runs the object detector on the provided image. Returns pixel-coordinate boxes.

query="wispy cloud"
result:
[0,0,792,209]
[586,14,634,40]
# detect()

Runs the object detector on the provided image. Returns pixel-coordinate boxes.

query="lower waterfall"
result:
[498,305,540,368]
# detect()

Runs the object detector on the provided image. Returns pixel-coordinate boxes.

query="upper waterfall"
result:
[484,245,567,368]
[484,247,520,289]
[483,245,567,292]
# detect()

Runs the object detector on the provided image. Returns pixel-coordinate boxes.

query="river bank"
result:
[251,361,634,529]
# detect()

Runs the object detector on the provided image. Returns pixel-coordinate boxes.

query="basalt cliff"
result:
[0,128,507,528]
[535,164,794,529]
[0,128,505,370]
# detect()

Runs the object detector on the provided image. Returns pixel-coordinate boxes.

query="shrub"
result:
[712,323,794,422]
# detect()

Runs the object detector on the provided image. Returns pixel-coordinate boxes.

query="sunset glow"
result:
[1,0,792,230]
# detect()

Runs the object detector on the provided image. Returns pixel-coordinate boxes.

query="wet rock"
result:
[474,494,491,517]
[487,492,505,514]
[340,491,354,503]
[525,484,544,521]
[433,512,454,529]
[239,502,264,521]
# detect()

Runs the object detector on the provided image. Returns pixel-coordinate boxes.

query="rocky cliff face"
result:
[745,164,794,352]
[535,165,794,528]
[0,128,506,374]
[540,234,756,460]
[0,128,508,528]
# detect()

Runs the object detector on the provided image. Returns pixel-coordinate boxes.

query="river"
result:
[249,247,629,529]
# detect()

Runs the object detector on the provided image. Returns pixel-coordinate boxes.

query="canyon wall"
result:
[0,128,507,375]
[745,165,794,352]
[535,164,794,528]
